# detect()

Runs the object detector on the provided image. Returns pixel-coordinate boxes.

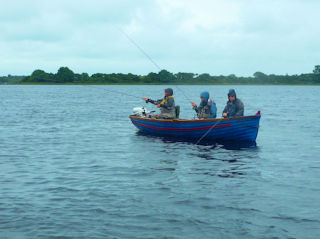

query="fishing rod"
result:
[117,27,162,72]
[116,27,192,103]
[84,85,141,99]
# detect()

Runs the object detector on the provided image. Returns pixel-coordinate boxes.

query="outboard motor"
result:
[132,107,149,117]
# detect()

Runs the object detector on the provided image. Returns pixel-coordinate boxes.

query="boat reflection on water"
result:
[134,131,261,180]
[135,131,260,179]
[135,131,257,150]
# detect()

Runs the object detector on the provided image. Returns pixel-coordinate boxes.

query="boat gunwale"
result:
[129,114,260,123]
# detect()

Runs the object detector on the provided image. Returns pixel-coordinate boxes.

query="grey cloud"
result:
[0,0,319,76]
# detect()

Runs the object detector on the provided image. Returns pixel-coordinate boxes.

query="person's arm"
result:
[155,99,163,105]
[143,97,161,105]
[222,103,228,114]
[191,102,198,112]
[193,105,199,113]
[222,103,229,117]
[234,100,244,116]
[160,97,174,109]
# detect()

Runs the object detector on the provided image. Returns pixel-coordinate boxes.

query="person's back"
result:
[222,89,244,118]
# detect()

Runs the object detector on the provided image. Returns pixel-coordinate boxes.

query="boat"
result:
[129,109,261,142]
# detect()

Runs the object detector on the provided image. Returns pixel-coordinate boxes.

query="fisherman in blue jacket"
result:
[222,89,244,118]
[191,91,217,119]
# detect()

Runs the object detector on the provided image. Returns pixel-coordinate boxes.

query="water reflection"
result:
[135,131,257,150]
[133,131,261,179]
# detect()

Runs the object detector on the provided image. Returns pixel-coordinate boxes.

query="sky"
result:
[1,0,319,76]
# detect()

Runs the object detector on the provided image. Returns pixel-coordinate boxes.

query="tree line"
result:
[0,75,25,84]
[2,65,320,85]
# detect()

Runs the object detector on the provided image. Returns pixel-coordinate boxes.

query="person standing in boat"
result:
[191,91,217,119]
[222,89,244,118]
[142,88,176,119]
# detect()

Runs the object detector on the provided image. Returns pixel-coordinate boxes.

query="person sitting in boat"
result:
[142,88,176,119]
[222,89,244,118]
[191,91,217,119]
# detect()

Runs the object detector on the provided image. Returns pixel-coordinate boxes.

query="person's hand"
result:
[222,113,228,118]
[143,97,148,101]
[200,118,205,120]
[191,102,197,107]
[157,104,160,108]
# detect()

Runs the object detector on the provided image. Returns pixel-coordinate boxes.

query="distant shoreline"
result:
[1,82,320,86]
[13,82,320,86]
[1,66,320,85]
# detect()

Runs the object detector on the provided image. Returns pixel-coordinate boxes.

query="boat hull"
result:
[129,113,261,142]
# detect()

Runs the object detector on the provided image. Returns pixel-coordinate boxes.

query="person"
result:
[142,88,176,119]
[222,89,244,118]
[191,91,217,119]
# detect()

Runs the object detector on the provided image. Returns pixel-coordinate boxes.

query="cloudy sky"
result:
[1,0,319,76]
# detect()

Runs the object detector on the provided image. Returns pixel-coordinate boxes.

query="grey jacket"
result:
[194,103,212,119]
[222,98,244,117]
[147,97,176,118]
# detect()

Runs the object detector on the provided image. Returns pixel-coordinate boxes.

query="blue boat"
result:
[129,111,261,142]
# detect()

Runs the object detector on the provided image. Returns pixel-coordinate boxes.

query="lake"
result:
[0,85,319,239]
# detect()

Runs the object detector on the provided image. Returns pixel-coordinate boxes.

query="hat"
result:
[228,89,236,97]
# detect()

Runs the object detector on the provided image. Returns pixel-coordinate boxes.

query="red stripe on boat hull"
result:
[132,121,231,131]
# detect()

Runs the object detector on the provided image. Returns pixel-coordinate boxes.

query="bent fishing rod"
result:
[84,85,141,100]
[116,27,192,103]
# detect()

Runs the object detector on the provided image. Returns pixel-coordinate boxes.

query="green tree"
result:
[1,75,24,84]
[253,71,268,83]
[80,73,90,82]
[175,72,195,82]
[146,72,160,83]
[28,69,52,82]
[195,73,212,83]
[55,67,74,83]
[253,71,267,79]
[312,65,320,83]
[158,69,175,83]
[313,65,320,75]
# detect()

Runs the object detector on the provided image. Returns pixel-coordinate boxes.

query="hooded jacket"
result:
[146,88,176,118]
[193,91,217,119]
[222,89,244,117]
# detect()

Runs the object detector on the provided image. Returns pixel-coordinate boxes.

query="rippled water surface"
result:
[0,85,319,239]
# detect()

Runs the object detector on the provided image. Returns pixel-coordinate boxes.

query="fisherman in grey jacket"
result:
[143,88,176,119]
[191,91,217,119]
[222,89,244,118]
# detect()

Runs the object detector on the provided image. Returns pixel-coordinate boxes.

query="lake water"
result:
[0,85,319,239]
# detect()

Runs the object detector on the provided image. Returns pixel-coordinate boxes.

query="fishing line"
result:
[117,27,220,145]
[83,85,141,99]
[117,27,162,72]
[195,120,220,145]
[116,27,192,103]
